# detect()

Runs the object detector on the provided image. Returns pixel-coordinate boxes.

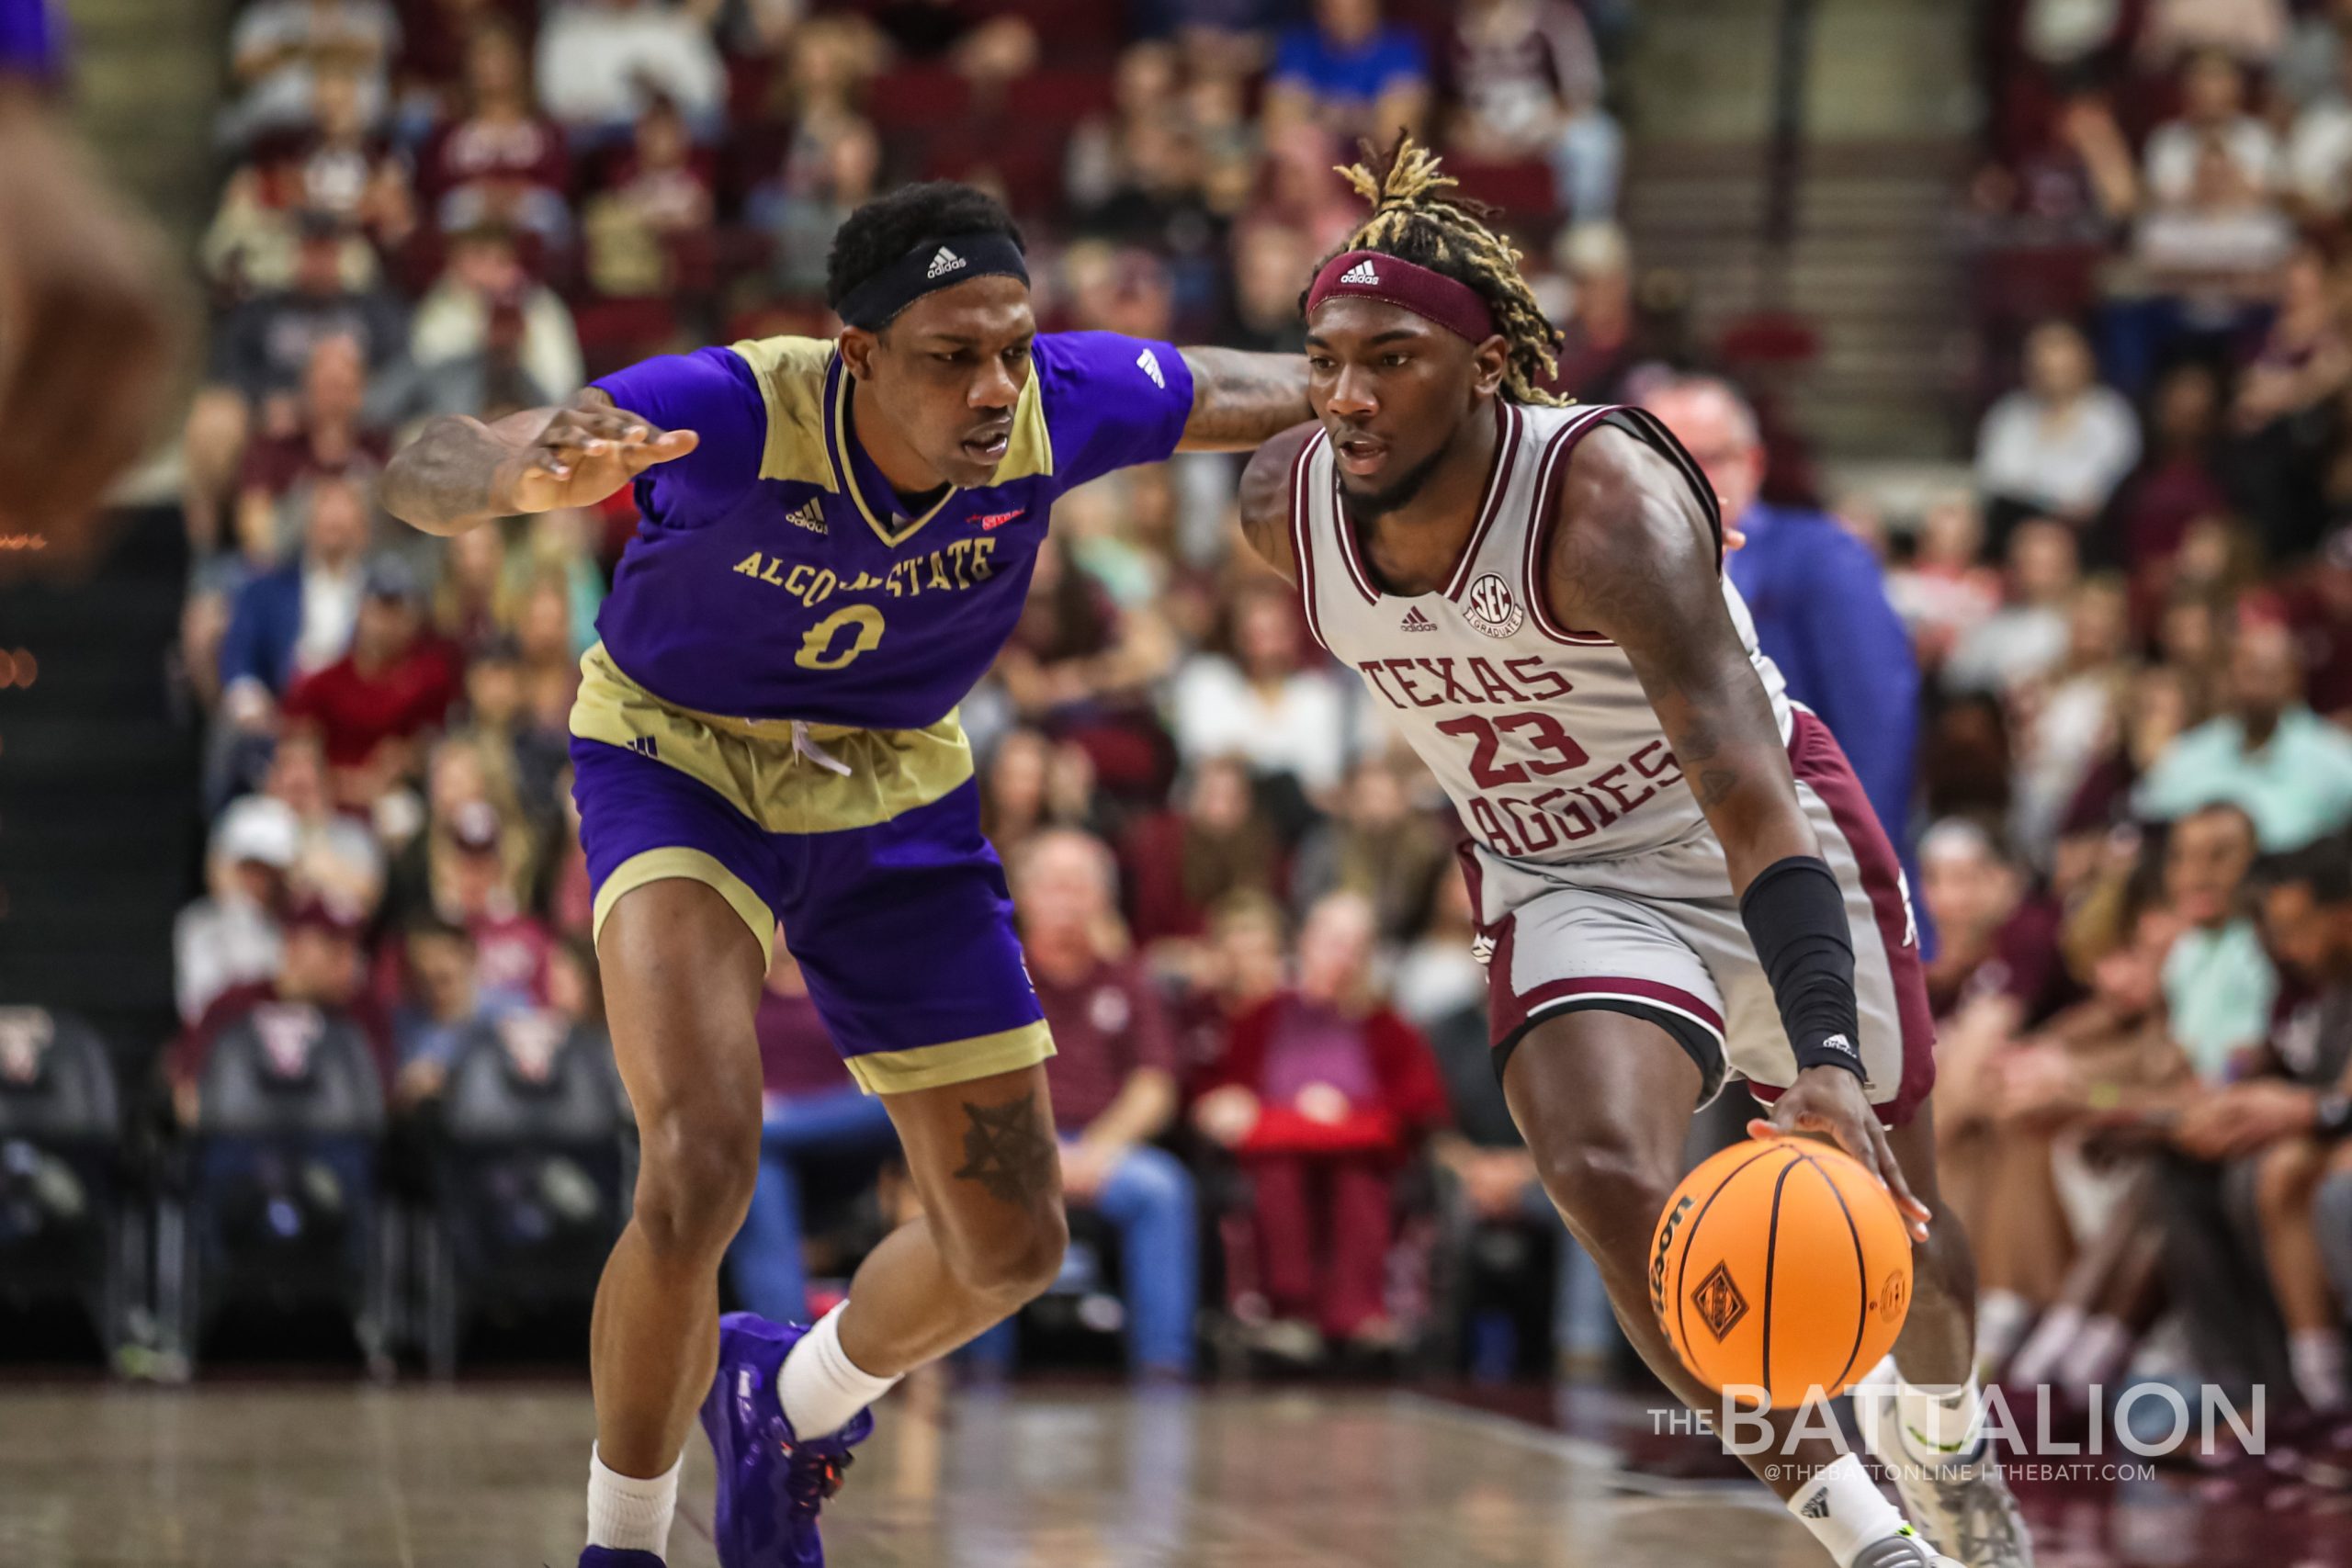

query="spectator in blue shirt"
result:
[218,475,374,730]
[1645,376,1929,935]
[1264,0,1431,142]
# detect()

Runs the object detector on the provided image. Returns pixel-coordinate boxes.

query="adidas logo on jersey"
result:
[1340,259,1381,286]
[1136,347,1166,389]
[1399,606,1436,633]
[926,246,966,279]
[786,497,826,535]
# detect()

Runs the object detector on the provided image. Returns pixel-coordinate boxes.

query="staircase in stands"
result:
[0,514,201,1060]
[1619,0,1978,461]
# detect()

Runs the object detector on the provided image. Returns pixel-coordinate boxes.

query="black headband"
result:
[836,231,1030,330]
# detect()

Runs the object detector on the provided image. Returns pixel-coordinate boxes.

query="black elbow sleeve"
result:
[1738,855,1864,1079]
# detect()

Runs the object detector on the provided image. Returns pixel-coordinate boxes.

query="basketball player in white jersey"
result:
[1235,137,2034,1568]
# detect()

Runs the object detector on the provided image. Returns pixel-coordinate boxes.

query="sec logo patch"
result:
[1463,573,1525,638]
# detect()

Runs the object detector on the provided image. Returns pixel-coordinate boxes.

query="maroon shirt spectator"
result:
[417,22,571,247]
[396,0,538,98]
[1035,957,1178,1129]
[281,558,463,790]
[235,334,390,552]
[1012,829,1185,1201]
[169,895,394,1111]
[435,799,551,1007]
[1193,894,1445,1344]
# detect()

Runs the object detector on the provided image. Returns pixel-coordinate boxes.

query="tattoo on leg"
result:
[950,1092,1058,1204]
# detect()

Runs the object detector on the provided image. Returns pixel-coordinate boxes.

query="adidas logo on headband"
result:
[926,246,967,279]
[1340,259,1380,286]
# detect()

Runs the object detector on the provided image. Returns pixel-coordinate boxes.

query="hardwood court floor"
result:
[0,1378,2303,1567]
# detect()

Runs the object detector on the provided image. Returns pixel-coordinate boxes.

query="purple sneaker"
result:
[578,1551,665,1568]
[699,1313,874,1568]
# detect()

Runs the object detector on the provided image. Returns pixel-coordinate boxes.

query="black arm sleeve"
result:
[1738,854,1864,1080]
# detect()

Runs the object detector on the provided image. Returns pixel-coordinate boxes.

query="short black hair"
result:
[825,182,1024,318]
[2255,836,2352,906]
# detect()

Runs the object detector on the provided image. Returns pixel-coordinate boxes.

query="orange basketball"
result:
[1647,1136,1912,1407]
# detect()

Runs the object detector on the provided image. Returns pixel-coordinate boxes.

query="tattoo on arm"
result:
[1178,347,1311,451]
[949,1092,1060,1204]
[1545,426,1819,883]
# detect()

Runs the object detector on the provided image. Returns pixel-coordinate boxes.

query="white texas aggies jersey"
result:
[1290,400,1792,879]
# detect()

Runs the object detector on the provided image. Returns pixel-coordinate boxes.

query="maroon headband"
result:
[1305,249,1498,344]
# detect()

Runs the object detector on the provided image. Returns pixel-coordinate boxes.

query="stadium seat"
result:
[413,1010,631,1377]
[154,1004,390,1374]
[0,1007,139,1360]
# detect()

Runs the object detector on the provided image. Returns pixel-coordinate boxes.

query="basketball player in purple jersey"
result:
[382,183,1309,1568]
[1235,137,2033,1568]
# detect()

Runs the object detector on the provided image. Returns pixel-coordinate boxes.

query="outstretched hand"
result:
[1748,1066,1931,1242]
[496,401,700,513]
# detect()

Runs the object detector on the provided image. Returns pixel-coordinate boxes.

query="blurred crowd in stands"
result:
[84,0,2352,1426]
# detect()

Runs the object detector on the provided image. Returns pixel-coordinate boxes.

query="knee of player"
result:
[633,1101,763,1251]
[946,1198,1069,1306]
[1532,1140,1676,1269]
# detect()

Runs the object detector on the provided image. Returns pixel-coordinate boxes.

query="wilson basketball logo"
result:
[1463,573,1524,638]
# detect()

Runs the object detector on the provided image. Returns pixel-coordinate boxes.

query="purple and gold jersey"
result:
[588,332,1195,728]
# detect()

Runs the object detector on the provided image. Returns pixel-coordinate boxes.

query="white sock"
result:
[778,1303,900,1440]
[586,1445,681,1554]
[2292,1329,2348,1411]
[1787,1453,1909,1567]
[1894,1371,1985,1459]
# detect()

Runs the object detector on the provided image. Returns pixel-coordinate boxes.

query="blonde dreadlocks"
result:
[1312,131,1570,407]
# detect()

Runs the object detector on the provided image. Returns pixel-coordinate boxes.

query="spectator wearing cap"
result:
[169,892,392,1121]
[435,797,551,1010]
[533,0,725,145]
[280,553,465,810]
[725,938,899,1325]
[219,477,376,740]
[2135,618,2352,851]
[175,795,303,1024]
[994,829,1197,1378]
[1262,0,1432,144]
[1643,376,1924,876]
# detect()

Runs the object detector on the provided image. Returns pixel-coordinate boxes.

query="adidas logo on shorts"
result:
[1136,347,1165,389]
[1400,606,1436,632]
[1340,259,1380,286]
[926,246,966,279]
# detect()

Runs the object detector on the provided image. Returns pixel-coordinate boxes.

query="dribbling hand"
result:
[493,400,700,513]
[1748,1066,1932,1242]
